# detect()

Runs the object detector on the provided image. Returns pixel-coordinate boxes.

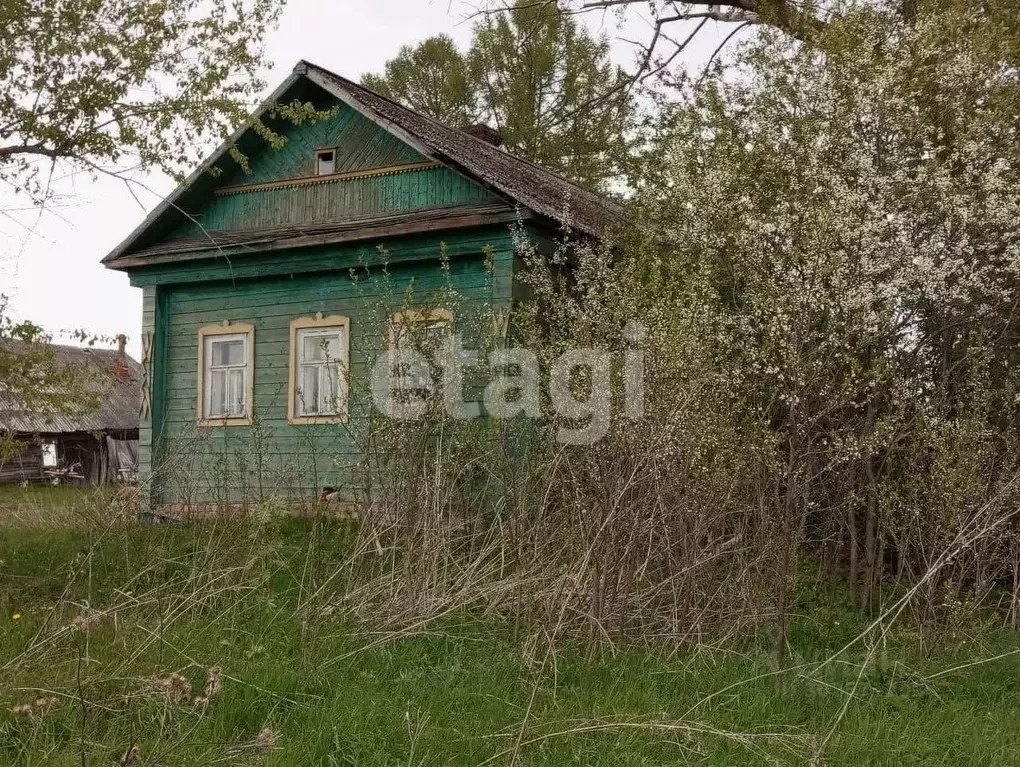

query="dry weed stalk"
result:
[120,742,140,765]
[227,726,279,755]
[150,665,222,712]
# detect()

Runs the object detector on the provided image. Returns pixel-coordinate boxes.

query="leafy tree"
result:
[362,35,476,126]
[0,0,284,454]
[0,0,283,206]
[363,3,635,191]
[0,302,101,463]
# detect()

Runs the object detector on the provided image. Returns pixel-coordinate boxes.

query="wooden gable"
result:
[103,61,620,271]
[219,101,425,184]
[164,92,496,242]
[109,78,502,264]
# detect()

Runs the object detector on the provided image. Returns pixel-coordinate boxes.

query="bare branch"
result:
[579,0,825,42]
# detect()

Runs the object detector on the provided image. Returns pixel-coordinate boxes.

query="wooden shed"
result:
[0,342,142,484]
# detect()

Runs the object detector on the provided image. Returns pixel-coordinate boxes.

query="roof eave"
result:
[108,206,531,269]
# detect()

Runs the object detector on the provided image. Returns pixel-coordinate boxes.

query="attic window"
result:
[315,149,336,175]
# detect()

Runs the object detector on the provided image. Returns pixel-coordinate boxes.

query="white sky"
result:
[0,0,723,361]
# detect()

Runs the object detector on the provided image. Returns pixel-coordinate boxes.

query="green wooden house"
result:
[102,60,620,511]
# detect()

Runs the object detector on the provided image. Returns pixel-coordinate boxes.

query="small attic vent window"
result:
[315,149,336,175]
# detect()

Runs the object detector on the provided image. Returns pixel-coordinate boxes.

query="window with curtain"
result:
[295,326,345,417]
[203,333,248,418]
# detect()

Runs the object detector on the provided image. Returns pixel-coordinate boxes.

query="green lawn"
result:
[1,488,1019,765]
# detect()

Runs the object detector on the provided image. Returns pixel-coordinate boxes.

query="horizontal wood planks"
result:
[128,228,511,287]
[168,167,494,240]
[150,228,515,503]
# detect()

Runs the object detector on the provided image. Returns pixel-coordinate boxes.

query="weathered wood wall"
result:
[135,226,515,506]
[0,438,43,484]
[164,103,494,240]
[126,92,524,507]
[168,166,494,238]
[224,101,426,184]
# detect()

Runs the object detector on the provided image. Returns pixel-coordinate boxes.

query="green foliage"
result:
[0,0,285,452]
[0,0,284,203]
[362,35,476,126]
[362,3,636,191]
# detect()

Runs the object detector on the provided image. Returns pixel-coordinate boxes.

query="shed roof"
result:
[0,343,142,434]
[102,61,623,267]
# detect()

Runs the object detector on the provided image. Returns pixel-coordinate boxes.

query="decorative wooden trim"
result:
[196,321,255,427]
[214,161,441,196]
[288,314,351,425]
[388,308,454,350]
[139,331,153,419]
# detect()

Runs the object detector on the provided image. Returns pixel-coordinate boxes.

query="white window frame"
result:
[314,148,337,176]
[197,322,255,426]
[288,315,350,424]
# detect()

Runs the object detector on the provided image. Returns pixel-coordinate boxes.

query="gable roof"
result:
[103,60,623,267]
[300,62,623,240]
[0,343,142,434]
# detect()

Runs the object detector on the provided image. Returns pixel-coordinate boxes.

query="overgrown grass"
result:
[0,484,117,529]
[1,488,1019,765]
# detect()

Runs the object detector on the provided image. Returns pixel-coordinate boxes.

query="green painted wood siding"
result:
[127,221,521,287]
[168,166,494,239]
[226,104,425,185]
[163,102,496,240]
[148,227,514,505]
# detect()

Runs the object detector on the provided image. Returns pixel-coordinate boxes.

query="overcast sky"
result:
[0,1,721,360]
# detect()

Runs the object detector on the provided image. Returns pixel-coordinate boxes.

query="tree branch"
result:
[0,143,64,160]
[580,0,825,43]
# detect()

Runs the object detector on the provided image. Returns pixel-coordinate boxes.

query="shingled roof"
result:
[300,61,624,239]
[102,60,623,266]
[0,343,142,434]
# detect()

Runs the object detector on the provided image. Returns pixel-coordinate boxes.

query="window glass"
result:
[204,332,248,418]
[212,339,244,367]
[295,326,344,417]
[300,365,320,411]
[423,321,450,345]
[389,312,452,395]
[302,332,340,362]
[41,443,58,468]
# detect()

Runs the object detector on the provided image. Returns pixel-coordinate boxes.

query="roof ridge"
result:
[3,339,140,365]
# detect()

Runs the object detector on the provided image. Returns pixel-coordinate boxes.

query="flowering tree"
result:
[616,1,1020,656]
